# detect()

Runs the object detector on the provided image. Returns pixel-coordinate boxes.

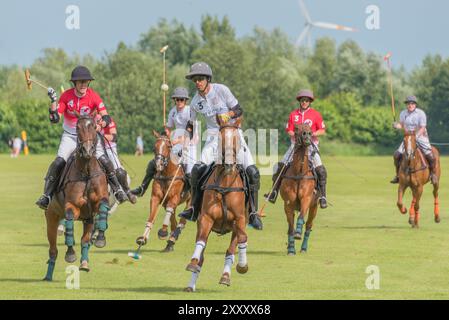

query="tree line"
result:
[1,16,448,154]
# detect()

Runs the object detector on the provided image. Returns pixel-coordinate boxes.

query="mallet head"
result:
[160,45,169,53]
[128,251,142,260]
[25,69,32,90]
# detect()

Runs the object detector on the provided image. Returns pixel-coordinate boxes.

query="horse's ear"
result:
[153,130,160,138]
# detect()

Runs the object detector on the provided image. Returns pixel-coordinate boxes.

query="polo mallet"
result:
[128,163,182,260]
[384,52,396,122]
[24,69,49,91]
[160,45,169,126]
[258,147,295,217]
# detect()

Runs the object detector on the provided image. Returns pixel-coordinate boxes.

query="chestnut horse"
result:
[280,124,319,255]
[396,131,440,228]
[43,115,110,281]
[184,117,249,291]
[135,130,190,252]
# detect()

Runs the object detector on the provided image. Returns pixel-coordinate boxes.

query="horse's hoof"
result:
[408,218,414,225]
[300,249,307,253]
[42,276,52,281]
[65,252,77,264]
[136,236,147,246]
[79,261,90,272]
[294,232,302,240]
[161,243,174,253]
[219,274,231,286]
[94,234,106,248]
[287,249,296,256]
[158,228,169,240]
[236,264,248,274]
[435,216,441,223]
[183,287,195,292]
[401,208,407,215]
[186,263,200,273]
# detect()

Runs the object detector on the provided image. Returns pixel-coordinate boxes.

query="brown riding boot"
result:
[425,153,438,185]
[390,152,402,184]
[264,162,285,204]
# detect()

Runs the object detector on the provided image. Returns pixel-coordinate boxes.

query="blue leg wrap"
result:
[301,230,312,252]
[65,209,75,247]
[81,242,90,263]
[296,217,305,235]
[96,202,110,232]
[287,234,296,254]
[44,257,56,281]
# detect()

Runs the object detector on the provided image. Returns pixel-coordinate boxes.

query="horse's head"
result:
[403,130,417,162]
[153,129,172,172]
[217,116,241,174]
[294,124,313,149]
[76,113,98,160]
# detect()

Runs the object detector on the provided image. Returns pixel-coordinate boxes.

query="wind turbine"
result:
[296,0,357,48]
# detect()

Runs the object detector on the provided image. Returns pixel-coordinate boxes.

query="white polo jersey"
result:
[189,83,238,130]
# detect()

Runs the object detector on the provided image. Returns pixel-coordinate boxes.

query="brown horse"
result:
[135,130,190,252]
[396,131,440,228]
[279,124,319,255]
[184,117,249,292]
[43,115,110,281]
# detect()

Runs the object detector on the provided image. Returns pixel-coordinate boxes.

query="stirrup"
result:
[179,207,195,221]
[319,197,328,209]
[114,190,128,203]
[248,212,263,230]
[390,176,399,184]
[36,195,51,210]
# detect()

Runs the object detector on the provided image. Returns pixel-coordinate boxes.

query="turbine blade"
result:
[295,25,311,47]
[298,0,312,23]
[312,21,357,32]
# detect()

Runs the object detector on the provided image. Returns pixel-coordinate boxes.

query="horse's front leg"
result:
[43,208,60,281]
[64,203,80,263]
[301,201,318,253]
[397,184,408,215]
[158,193,180,240]
[136,192,162,246]
[235,212,249,275]
[186,212,213,273]
[79,220,94,272]
[284,200,296,255]
[94,197,110,248]
[433,181,440,223]
[412,185,424,228]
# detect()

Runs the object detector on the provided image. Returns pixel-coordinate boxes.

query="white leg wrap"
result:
[192,241,206,261]
[163,208,174,226]
[238,242,248,267]
[223,254,235,275]
[143,222,153,239]
[187,266,201,291]
[177,223,185,230]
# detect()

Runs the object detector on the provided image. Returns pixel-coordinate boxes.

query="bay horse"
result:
[135,130,190,252]
[43,115,110,281]
[396,130,440,228]
[184,116,248,292]
[279,124,319,255]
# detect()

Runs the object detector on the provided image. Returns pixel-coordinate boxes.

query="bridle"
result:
[154,136,172,169]
[219,124,240,168]
[76,117,98,158]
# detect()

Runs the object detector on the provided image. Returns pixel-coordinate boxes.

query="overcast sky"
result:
[1,0,447,70]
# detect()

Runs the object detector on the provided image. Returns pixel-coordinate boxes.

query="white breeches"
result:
[57,131,105,161]
[281,143,322,168]
[396,135,433,155]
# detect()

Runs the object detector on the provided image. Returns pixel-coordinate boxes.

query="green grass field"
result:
[0,154,448,300]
